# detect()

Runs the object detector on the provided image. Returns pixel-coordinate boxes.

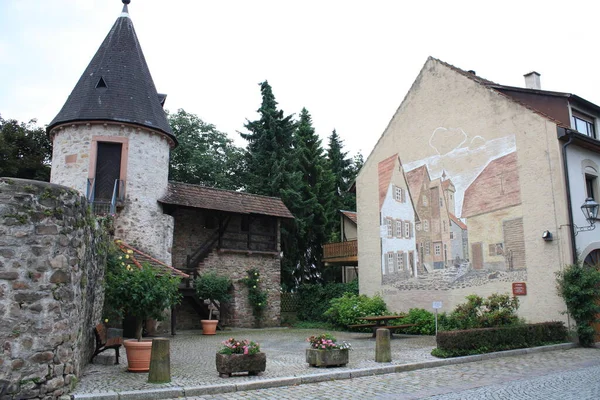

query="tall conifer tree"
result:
[241,81,302,288]
[293,108,335,283]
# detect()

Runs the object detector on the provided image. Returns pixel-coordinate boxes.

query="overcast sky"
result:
[1,0,599,158]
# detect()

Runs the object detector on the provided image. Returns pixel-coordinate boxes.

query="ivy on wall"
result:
[241,268,268,319]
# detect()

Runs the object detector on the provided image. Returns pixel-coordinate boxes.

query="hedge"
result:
[433,322,569,357]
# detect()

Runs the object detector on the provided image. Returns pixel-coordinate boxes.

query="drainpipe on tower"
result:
[559,127,578,264]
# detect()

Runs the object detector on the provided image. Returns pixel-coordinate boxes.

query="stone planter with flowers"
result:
[305,333,351,367]
[216,337,266,377]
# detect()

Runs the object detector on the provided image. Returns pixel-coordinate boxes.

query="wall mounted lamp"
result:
[575,197,599,235]
[542,230,553,241]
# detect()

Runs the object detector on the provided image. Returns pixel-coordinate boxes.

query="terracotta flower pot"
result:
[201,319,218,335]
[123,339,153,372]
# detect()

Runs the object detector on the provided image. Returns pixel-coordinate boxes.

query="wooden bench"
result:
[377,324,418,331]
[347,323,377,329]
[91,323,123,364]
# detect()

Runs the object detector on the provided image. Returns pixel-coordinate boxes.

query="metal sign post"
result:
[432,301,442,336]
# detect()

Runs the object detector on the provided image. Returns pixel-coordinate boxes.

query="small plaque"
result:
[512,282,527,296]
[432,301,443,309]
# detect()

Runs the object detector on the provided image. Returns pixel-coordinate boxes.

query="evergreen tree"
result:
[0,116,52,181]
[241,81,302,288]
[168,109,244,190]
[326,130,360,240]
[293,108,335,283]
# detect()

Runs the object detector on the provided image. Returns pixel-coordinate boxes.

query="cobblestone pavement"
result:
[174,347,600,399]
[73,328,437,396]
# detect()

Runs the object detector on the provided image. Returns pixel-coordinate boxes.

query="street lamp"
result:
[576,197,599,234]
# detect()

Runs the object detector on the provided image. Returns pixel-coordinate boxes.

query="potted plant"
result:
[194,271,232,335]
[305,333,352,367]
[215,337,266,378]
[104,245,182,371]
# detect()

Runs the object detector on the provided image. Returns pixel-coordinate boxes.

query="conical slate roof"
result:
[48,3,176,145]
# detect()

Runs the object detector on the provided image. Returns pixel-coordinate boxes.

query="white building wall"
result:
[565,145,600,261]
[50,122,174,265]
[380,185,417,276]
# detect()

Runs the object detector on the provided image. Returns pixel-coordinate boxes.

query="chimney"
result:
[524,71,541,90]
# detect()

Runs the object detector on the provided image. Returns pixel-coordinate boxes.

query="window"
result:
[386,218,393,237]
[450,231,454,240]
[423,220,429,232]
[387,252,395,273]
[426,241,431,255]
[443,220,447,232]
[439,197,443,207]
[423,195,428,206]
[416,221,422,231]
[586,174,597,200]
[572,110,596,139]
[395,219,403,237]
[404,221,410,238]
[434,243,441,256]
[394,186,403,202]
[396,251,404,270]
[488,243,504,256]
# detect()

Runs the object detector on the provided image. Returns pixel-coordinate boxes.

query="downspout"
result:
[560,128,578,264]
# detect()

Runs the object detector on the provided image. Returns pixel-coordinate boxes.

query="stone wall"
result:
[174,250,281,329]
[0,178,107,399]
[50,122,173,266]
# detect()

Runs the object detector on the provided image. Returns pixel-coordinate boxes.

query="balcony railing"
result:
[323,240,358,263]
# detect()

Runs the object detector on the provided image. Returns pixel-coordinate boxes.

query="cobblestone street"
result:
[171,346,600,400]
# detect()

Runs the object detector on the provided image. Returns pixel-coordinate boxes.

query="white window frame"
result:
[434,243,441,256]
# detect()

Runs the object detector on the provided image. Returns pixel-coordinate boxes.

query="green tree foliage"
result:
[325,293,388,328]
[293,108,336,283]
[240,81,303,288]
[325,130,363,241]
[168,109,244,190]
[104,245,182,340]
[0,115,52,181]
[556,263,600,347]
[296,281,359,322]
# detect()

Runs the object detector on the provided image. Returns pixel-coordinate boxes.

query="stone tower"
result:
[47,1,177,264]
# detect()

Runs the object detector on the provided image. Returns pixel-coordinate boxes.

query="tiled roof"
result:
[405,165,429,205]
[47,4,176,145]
[378,154,397,209]
[461,152,521,218]
[341,210,357,225]
[115,240,188,278]
[449,213,467,230]
[160,182,294,219]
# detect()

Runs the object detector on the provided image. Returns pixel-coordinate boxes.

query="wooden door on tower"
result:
[95,142,122,200]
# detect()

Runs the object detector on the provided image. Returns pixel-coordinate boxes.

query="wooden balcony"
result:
[323,240,358,265]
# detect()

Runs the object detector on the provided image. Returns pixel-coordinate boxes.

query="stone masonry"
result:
[0,178,107,399]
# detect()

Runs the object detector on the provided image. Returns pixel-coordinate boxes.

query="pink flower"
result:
[244,346,249,355]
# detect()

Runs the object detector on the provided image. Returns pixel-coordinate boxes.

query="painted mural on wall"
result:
[379,128,527,290]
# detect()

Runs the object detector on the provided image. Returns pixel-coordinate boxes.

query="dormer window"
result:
[572,110,596,139]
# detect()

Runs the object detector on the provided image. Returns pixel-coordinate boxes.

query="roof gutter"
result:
[558,127,578,264]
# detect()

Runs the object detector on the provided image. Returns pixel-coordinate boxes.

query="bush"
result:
[556,263,600,347]
[441,293,521,331]
[432,322,568,357]
[325,293,388,328]
[296,281,359,322]
[392,308,436,335]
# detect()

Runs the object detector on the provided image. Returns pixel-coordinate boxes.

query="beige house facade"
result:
[356,57,598,324]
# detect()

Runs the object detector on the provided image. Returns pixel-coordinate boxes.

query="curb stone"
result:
[70,343,578,400]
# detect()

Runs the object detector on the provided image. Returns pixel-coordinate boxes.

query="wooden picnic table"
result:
[348,315,417,337]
